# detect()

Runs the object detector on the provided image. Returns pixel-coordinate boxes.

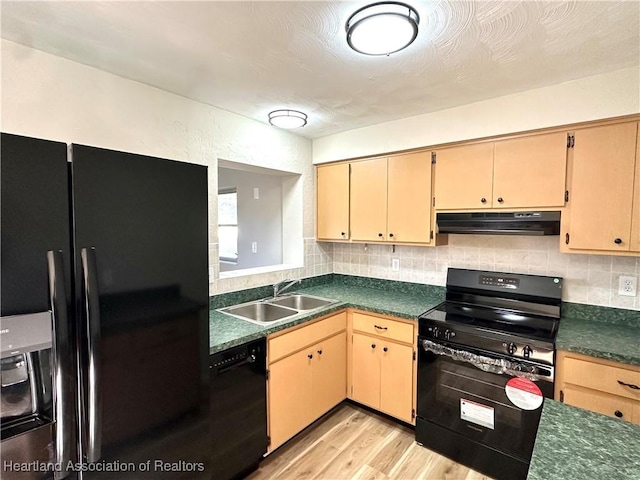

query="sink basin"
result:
[218,293,338,326]
[268,294,336,311]
[220,302,297,324]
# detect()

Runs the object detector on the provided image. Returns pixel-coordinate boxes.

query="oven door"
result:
[416,338,553,462]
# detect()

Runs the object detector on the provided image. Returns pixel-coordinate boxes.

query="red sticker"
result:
[505,377,543,410]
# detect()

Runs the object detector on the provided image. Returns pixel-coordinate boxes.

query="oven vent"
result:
[436,211,561,236]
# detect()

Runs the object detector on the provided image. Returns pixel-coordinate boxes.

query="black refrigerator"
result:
[1,133,210,479]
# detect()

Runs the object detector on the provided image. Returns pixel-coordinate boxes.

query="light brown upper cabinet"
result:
[317,162,350,241]
[350,152,433,243]
[433,132,567,210]
[433,143,494,210]
[563,122,640,253]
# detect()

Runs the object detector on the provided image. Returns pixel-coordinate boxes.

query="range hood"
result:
[437,211,561,236]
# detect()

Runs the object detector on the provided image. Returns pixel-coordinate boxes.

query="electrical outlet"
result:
[618,275,637,297]
[251,242,258,253]
[392,259,400,271]
[253,187,259,199]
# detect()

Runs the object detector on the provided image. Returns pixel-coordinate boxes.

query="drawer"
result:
[563,385,637,424]
[269,312,346,363]
[563,357,640,401]
[352,312,414,344]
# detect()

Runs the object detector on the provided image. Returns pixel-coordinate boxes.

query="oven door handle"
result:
[420,339,551,382]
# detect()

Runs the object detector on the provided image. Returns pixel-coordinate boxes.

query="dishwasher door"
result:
[210,338,267,480]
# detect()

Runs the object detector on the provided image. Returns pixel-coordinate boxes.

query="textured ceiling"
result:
[1,1,638,139]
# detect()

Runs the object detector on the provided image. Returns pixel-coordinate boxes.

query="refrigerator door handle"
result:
[47,250,72,479]
[81,247,102,463]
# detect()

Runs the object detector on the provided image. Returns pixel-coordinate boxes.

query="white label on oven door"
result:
[505,377,543,410]
[460,399,495,430]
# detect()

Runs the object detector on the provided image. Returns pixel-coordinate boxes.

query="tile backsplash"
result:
[333,235,640,311]
[209,235,639,311]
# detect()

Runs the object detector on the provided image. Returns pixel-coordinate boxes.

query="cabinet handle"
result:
[371,344,376,349]
[614,410,624,418]
[383,347,388,352]
[374,325,388,331]
[308,354,313,359]
[389,233,394,238]
[614,238,623,245]
[497,197,504,203]
[480,197,487,204]
[378,233,383,238]
[341,232,346,236]
[317,349,323,355]
[618,380,640,390]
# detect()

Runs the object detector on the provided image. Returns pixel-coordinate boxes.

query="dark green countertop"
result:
[209,280,443,354]
[557,303,640,366]
[528,399,640,480]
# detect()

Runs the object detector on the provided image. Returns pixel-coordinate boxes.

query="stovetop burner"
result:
[424,301,559,342]
[418,268,563,365]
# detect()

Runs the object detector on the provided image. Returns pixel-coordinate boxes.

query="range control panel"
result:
[479,275,520,289]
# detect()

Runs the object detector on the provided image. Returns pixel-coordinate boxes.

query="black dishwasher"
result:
[210,338,267,480]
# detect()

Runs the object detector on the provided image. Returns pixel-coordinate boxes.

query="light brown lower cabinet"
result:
[350,313,416,424]
[556,350,640,424]
[267,313,347,451]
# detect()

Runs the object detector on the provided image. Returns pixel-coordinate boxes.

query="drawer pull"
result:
[614,410,624,418]
[374,325,388,331]
[617,380,640,390]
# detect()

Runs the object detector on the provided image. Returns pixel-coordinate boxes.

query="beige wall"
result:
[312,67,640,163]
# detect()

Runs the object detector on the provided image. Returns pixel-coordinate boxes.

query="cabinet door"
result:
[313,331,347,417]
[380,342,414,423]
[350,158,388,241]
[434,143,494,209]
[493,132,567,208]
[317,163,350,240]
[631,125,640,252]
[569,123,638,251]
[268,348,314,450]
[351,333,381,409]
[387,152,432,243]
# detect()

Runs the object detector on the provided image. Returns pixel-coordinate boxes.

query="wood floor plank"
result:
[272,440,341,480]
[352,464,389,480]
[314,427,388,479]
[250,403,492,480]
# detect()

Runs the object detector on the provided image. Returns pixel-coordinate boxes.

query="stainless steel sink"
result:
[218,293,338,325]
[267,294,336,311]
[219,302,297,324]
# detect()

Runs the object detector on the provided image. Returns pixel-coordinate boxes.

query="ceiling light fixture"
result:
[268,109,308,129]
[346,2,420,56]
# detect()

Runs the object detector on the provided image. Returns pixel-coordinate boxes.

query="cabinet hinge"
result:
[559,390,564,403]
[351,385,353,396]
[429,230,434,241]
[432,197,435,207]
[565,233,570,245]
[413,350,416,361]
[431,152,436,164]
[349,164,352,174]
[566,134,575,148]
[564,190,569,202]
[267,435,271,446]
[266,369,270,380]
[411,408,416,420]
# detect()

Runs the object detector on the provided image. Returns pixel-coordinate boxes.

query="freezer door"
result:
[71,145,209,478]
[0,133,71,316]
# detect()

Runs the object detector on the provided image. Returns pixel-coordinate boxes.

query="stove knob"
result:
[507,342,517,355]
[522,345,533,359]
[432,327,440,339]
[444,329,455,340]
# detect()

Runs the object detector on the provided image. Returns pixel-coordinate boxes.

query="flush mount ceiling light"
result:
[346,2,420,56]
[268,110,308,129]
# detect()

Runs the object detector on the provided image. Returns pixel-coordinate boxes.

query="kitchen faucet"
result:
[273,278,301,298]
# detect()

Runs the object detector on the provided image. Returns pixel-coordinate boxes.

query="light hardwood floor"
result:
[247,403,492,480]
